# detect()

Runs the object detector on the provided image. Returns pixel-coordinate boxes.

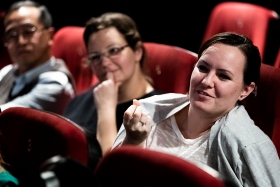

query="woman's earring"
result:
[253,86,257,97]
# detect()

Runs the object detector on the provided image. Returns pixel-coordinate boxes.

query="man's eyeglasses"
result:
[87,44,129,66]
[4,25,46,44]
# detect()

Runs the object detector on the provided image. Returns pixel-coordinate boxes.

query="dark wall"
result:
[1,0,279,54]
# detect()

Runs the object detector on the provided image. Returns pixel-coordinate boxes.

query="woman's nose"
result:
[100,55,113,67]
[201,72,215,87]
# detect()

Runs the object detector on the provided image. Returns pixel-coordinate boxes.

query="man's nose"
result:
[17,34,28,44]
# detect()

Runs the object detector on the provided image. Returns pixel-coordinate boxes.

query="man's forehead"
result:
[4,6,40,28]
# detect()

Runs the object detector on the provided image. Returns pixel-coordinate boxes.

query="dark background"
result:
[1,0,279,54]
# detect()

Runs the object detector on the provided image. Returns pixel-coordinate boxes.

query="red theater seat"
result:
[201,2,280,65]
[52,26,198,95]
[0,107,89,185]
[243,63,280,155]
[143,42,198,94]
[94,146,227,187]
[274,48,280,68]
[52,26,98,94]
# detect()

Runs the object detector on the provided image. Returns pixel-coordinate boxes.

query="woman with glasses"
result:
[0,1,75,115]
[63,12,162,171]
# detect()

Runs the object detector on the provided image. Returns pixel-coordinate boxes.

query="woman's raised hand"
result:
[122,99,152,147]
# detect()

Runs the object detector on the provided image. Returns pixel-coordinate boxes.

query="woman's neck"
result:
[175,105,214,139]
[117,72,153,104]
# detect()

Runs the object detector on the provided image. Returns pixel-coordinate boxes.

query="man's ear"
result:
[48,27,55,45]
[238,82,255,101]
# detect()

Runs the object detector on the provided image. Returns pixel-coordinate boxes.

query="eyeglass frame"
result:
[4,24,47,44]
[87,44,129,66]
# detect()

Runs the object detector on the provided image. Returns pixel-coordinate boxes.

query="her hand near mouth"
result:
[93,71,121,110]
[93,71,122,157]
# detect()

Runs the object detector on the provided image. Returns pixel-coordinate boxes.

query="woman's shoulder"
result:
[214,105,273,147]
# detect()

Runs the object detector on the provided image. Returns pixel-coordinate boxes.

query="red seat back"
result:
[52,26,98,94]
[274,48,280,68]
[94,146,227,187]
[143,42,198,94]
[201,2,280,65]
[243,63,280,155]
[53,27,198,95]
[0,107,89,184]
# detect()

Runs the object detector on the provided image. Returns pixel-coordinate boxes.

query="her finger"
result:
[140,113,148,125]
[123,104,137,125]
[106,71,114,81]
[131,104,143,123]
[133,99,140,106]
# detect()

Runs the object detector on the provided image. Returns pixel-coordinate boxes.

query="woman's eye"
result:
[198,65,208,72]
[109,47,121,55]
[91,56,97,60]
[90,55,100,61]
[219,74,230,80]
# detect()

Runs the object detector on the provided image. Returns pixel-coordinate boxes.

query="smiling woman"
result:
[112,32,280,187]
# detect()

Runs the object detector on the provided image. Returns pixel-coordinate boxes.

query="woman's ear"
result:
[238,82,255,101]
[134,41,143,63]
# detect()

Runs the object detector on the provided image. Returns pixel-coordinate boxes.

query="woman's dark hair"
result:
[83,12,145,65]
[198,32,261,87]
[4,0,53,28]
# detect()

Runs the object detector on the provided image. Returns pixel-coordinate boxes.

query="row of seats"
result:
[0,107,228,186]
[1,43,280,185]
[52,26,199,94]
[51,1,280,94]
[1,68,280,184]
[52,24,280,157]
[1,2,280,83]
[201,1,280,65]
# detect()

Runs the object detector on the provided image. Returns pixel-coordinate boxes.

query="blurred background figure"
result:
[0,153,18,187]
[0,0,75,115]
[34,155,96,187]
[63,12,162,171]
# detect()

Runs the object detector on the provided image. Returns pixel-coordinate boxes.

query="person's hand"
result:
[94,72,121,155]
[122,99,152,146]
[93,71,121,110]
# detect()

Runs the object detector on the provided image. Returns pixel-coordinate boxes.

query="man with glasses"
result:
[0,1,75,115]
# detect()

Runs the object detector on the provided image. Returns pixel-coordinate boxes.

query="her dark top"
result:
[63,84,162,170]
